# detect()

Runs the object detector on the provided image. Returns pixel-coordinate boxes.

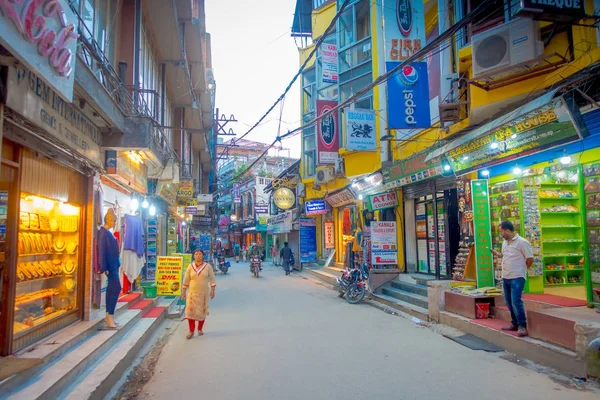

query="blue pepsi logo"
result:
[398,65,418,86]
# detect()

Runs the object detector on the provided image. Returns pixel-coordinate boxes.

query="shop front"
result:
[426,91,598,303]
[324,188,359,266]
[267,209,297,259]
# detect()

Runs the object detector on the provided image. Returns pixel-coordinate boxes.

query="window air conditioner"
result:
[472,18,544,79]
[315,166,335,185]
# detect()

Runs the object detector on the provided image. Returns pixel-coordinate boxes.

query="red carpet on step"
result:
[129,299,153,310]
[471,318,520,337]
[523,294,587,307]
[143,307,166,318]
[118,293,141,303]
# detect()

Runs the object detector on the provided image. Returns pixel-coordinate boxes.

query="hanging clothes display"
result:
[121,214,146,284]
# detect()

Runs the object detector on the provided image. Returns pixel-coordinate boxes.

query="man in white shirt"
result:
[492,221,534,337]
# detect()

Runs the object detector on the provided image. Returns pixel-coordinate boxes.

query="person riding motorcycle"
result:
[249,243,262,272]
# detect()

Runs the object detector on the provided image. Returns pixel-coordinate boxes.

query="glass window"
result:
[303,127,316,178]
[338,8,354,49]
[338,0,370,50]
[340,74,372,103]
[339,41,371,73]
[302,69,316,115]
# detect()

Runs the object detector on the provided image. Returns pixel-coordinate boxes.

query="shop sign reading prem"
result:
[6,66,103,167]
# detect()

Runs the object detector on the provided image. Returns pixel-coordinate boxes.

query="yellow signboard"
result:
[155,256,184,296]
[273,187,296,210]
[177,181,194,198]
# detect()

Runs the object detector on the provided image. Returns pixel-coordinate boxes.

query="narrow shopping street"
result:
[139,262,596,400]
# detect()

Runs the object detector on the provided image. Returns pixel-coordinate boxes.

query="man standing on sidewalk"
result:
[492,221,534,337]
[280,242,293,275]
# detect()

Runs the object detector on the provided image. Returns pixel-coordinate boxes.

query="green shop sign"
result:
[383,149,443,189]
[446,97,580,174]
[471,180,494,288]
[366,191,398,211]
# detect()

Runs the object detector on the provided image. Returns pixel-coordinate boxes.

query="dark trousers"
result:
[503,277,527,328]
[106,269,122,315]
[282,259,291,273]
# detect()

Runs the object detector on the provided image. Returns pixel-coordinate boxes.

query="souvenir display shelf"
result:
[14,194,80,337]
[584,161,600,302]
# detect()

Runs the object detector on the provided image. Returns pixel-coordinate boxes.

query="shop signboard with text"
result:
[383,149,443,189]
[197,194,213,203]
[233,183,241,204]
[299,218,317,263]
[324,220,335,249]
[316,100,339,164]
[471,180,494,288]
[446,98,581,174]
[387,62,431,129]
[371,222,398,265]
[6,66,102,166]
[267,211,293,234]
[367,192,398,211]
[177,181,194,198]
[384,0,426,62]
[325,188,355,208]
[345,109,376,151]
[155,256,184,296]
[0,1,79,101]
[254,204,269,214]
[321,43,338,85]
[105,151,148,194]
[305,200,328,216]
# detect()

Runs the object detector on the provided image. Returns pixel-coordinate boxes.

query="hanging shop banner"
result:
[267,210,293,234]
[516,0,587,19]
[257,216,268,232]
[184,206,198,215]
[350,172,384,197]
[321,43,338,85]
[6,66,102,167]
[155,256,184,296]
[105,151,148,194]
[273,188,296,210]
[367,192,398,211]
[197,194,213,203]
[471,180,494,288]
[316,100,339,165]
[324,220,335,249]
[383,149,443,189]
[0,1,79,102]
[371,222,398,265]
[254,203,269,214]
[441,97,581,175]
[156,182,178,205]
[177,181,194,198]
[299,218,317,263]
[233,183,241,204]
[386,62,431,129]
[384,0,426,62]
[325,188,356,208]
[346,108,376,151]
[305,200,328,216]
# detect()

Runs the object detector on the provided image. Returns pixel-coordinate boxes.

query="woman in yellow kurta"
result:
[181,249,216,339]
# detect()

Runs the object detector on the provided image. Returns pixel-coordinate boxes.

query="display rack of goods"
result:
[584,162,600,302]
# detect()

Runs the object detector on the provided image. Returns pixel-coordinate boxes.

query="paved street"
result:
[140,262,597,400]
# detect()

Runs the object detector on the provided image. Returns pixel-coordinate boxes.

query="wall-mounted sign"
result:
[155,256,184,296]
[184,206,198,215]
[316,100,339,165]
[445,97,581,175]
[300,218,317,263]
[346,108,376,151]
[196,216,212,226]
[516,0,587,20]
[105,151,148,194]
[384,0,426,62]
[371,222,398,265]
[233,183,241,204]
[177,181,194,198]
[305,200,328,216]
[197,194,213,203]
[387,62,431,129]
[6,67,102,166]
[157,182,179,205]
[471,180,494,288]
[321,43,338,85]
[254,203,269,214]
[367,192,398,211]
[267,210,293,234]
[383,149,443,189]
[0,1,79,101]
[272,176,297,189]
[273,188,296,210]
[350,172,384,197]
[324,220,335,249]
[325,188,355,208]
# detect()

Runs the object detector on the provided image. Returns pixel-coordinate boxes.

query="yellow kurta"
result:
[183,262,216,321]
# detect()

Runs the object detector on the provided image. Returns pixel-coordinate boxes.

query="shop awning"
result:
[243,227,256,233]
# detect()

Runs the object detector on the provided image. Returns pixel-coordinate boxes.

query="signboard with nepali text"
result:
[371,222,398,265]
[471,180,494,288]
[155,256,184,296]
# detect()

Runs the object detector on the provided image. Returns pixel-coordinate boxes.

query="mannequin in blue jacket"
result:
[98,208,121,329]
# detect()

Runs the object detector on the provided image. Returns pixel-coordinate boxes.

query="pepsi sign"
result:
[387,62,431,129]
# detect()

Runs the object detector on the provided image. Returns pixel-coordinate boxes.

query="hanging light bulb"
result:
[142,198,149,208]
[149,204,156,216]
[560,150,571,165]
[131,197,139,211]
[182,221,187,226]
[481,170,490,177]
[358,194,364,200]
[443,164,451,171]
[513,166,522,176]
[490,142,499,150]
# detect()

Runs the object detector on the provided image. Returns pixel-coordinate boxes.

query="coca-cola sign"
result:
[0,0,79,101]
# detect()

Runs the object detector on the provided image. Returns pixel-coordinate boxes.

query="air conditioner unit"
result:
[315,166,335,185]
[472,18,544,79]
[334,157,345,178]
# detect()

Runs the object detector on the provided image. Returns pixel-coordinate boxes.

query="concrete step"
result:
[390,280,428,297]
[2,296,156,400]
[371,293,429,321]
[493,305,513,323]
[527,308,578,351]
[304,268,338,286]
[60,307,169,400]
[380,286,428,309]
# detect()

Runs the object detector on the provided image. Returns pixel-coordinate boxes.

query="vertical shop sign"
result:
[146,219,158,280]
[345,109,376,151]
[300,218,317,263]
[167,216,178,255]
[371,222,398,265]
[155,256,184,296]
[233,183,241,204]
[384,0,426,62]
[321,43,338,85]
[324,220,335,249]
[471,180,494,287]
[386,62,431,129]
[316,100,339,164]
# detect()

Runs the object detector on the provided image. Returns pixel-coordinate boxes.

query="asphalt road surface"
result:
[139,262,597,400]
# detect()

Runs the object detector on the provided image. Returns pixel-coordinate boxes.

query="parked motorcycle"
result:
[217,254,230,274]
[251,255,261,278]
[336,264,369,304]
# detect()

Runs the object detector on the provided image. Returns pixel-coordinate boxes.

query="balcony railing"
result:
[180,162,194,181]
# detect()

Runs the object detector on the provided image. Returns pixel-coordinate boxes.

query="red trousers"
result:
[188,319,206,332]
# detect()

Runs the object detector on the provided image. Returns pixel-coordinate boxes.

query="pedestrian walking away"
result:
[234,242,241,263]
[492,221,534,337]
[182,249,216,339]
[280,241,293,275]
[270,244,277,265]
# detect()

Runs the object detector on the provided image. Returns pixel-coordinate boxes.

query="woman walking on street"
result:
[182,249,216,339]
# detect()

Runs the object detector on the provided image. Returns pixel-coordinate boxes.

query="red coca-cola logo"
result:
[0,0,79,78]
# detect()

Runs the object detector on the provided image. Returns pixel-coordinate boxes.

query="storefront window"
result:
[14,195,81,337]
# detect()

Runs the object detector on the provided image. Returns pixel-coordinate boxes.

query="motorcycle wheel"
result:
[345,284,366,304]
[254,267,259,278]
